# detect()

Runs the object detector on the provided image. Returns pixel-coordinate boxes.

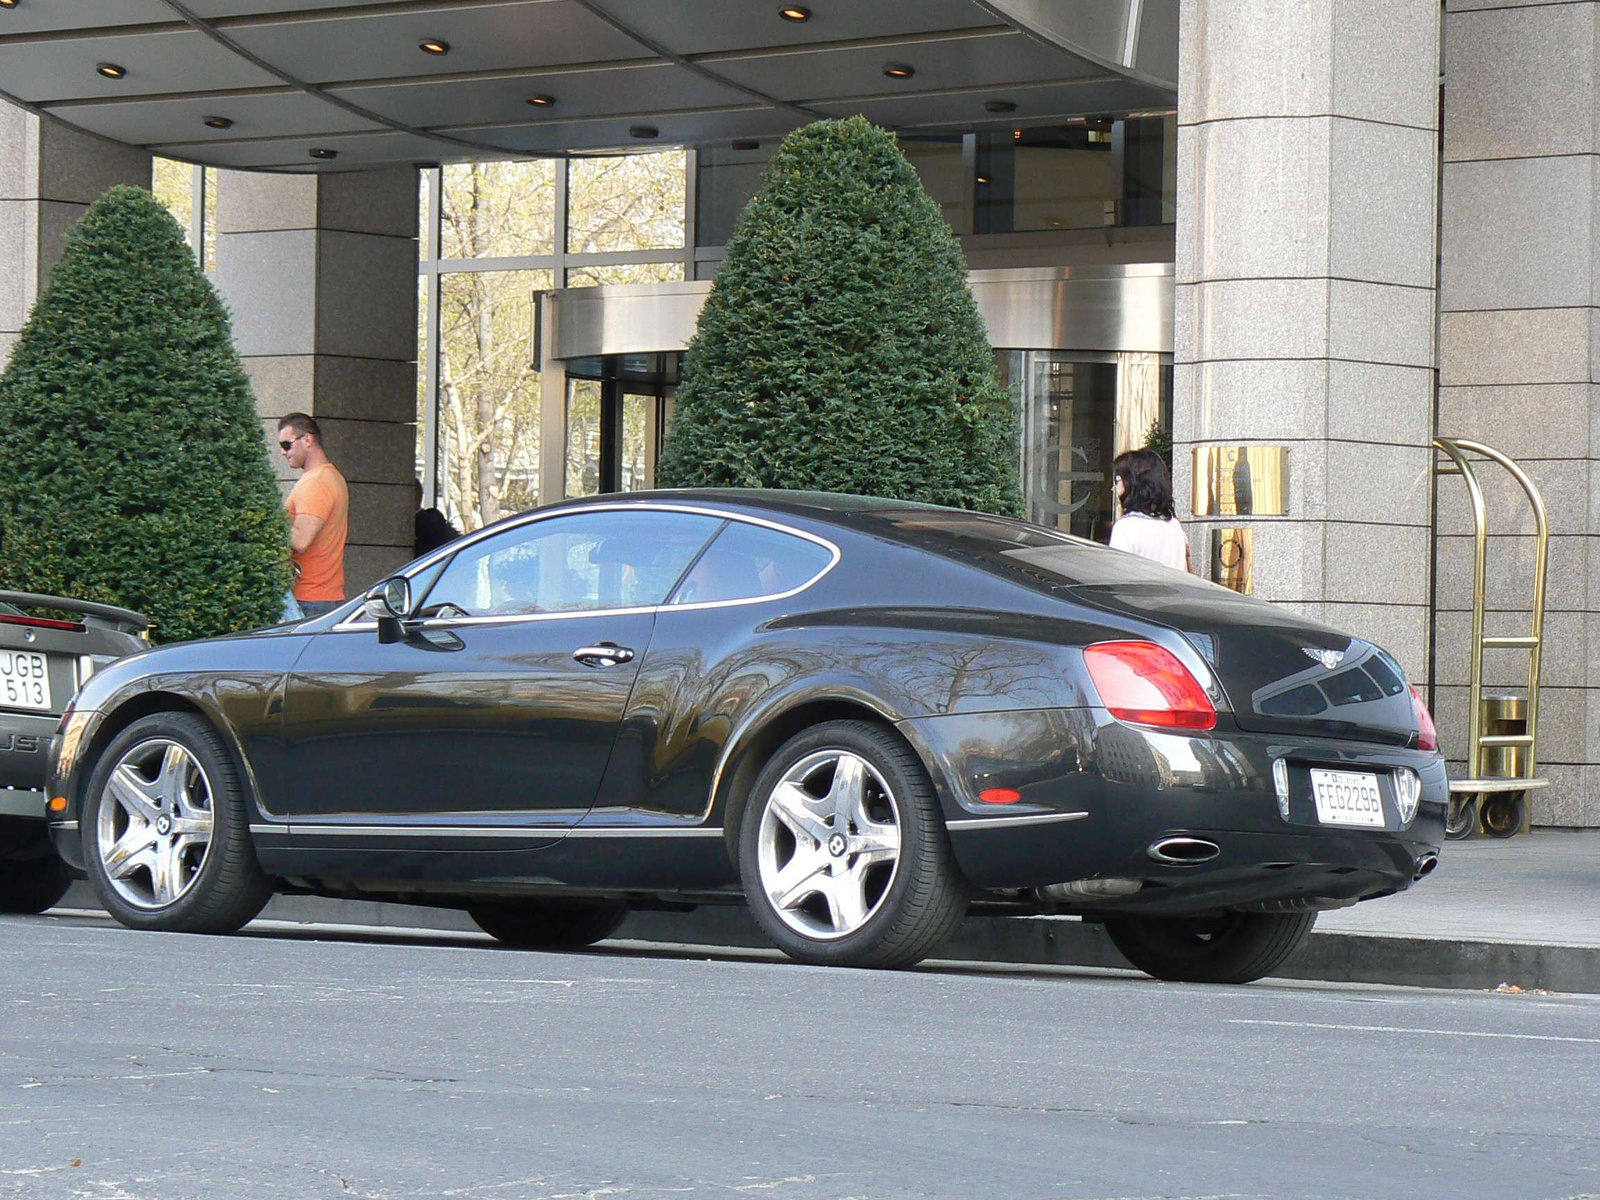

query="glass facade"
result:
[152,157,218,271]
[415,118,1176,529]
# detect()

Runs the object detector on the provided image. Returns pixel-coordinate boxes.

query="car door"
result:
[272,507,723,831]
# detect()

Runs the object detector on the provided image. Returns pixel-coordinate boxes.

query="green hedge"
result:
[658,117,1021,515]
[0,185,290,642]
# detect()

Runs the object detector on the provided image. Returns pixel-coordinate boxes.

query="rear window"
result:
[670,521,833,605]
[869,511,1147,586]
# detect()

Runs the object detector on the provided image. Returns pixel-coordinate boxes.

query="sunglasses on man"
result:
[278,434,305,451]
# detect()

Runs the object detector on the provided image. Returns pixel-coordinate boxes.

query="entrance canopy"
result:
[0,0,1176,171]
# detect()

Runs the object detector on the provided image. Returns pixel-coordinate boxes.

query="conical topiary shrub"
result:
[658,116,1021,514]
[0,184,290,642]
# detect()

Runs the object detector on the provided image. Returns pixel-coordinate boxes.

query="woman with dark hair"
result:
[1109,447,1192,572]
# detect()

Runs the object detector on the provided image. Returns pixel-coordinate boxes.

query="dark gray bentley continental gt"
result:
[45,491,1446,982]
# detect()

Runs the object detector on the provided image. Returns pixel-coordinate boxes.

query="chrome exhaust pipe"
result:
[1147,836,1221,865]
[1037,877,1143,902]
[1413,853,1439,882]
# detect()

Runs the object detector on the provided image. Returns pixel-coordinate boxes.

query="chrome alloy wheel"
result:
[756,749,902,940]
[94,738,216,910]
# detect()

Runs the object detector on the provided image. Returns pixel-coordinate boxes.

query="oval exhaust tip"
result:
[1413,853,1439,882]
[1147,836,1221,865]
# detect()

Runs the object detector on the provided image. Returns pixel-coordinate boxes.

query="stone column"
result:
[0,105,149,367]
[1435,0,1600,826]
[215,167,418,595]
[1173,1,1441,683]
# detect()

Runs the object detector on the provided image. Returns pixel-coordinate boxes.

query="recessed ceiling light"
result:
[779,5,810,21]
[419,38,450,55]
[309,147,338,160]
[95,62,126,80]
[202,115,233,130]
[629,124,659,139]
[525,93,555,107]
[0,2,18,10]
[882,63,915,80]
[976,175,991,185]
[984,99,1017,114]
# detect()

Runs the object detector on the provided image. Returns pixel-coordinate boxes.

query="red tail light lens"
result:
[1084,641,1216,731]
[1410,685,1438,751]
[0,612,84,632]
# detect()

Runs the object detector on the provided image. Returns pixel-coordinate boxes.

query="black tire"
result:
[737,720,968,969]
[0,821,69,914]
[1480,792,1525,839]
[468,898,629,948]
[81,712,272,934]
[1445,794,1479,840]
[1104,911,1317,984]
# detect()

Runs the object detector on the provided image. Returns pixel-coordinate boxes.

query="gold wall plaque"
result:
[1211,527,1254,594]
[1192,445,1289,517]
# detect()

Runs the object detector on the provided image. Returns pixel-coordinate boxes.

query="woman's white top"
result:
[1109,512,1189,571]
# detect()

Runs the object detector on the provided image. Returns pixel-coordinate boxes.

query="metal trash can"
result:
[1479,693,1529,837]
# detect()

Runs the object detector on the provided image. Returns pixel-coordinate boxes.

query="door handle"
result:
[573,643,635,667]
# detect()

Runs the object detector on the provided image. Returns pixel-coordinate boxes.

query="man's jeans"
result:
[298,599,344,618]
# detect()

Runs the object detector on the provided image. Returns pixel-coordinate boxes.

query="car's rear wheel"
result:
[1104,910,1317,984]
[738,720,968,969]
[468,898,629,949]
[0,820,69,914]
[81,713,271,933]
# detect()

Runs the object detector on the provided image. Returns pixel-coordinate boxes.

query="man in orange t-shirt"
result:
[278,412,349,618]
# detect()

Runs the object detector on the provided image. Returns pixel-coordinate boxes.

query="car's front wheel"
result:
[1104,910,1317,984]
[739,720,968,969]
[469,898,629,949]
[81,713,271,933]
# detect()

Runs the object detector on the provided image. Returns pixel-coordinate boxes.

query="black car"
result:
[45,492,1446,982]
[1,590,148,913]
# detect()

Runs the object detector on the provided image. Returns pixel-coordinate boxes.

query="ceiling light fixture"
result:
[525,93,555,107]
[203,115,233,130]
[629,124,659,139]
[976,175,991,185]
[1012,128,1022,141]
[778,5,810,21]
[419,38,450,55]
[882,62,915,80]
[0,2,18,10]
[95,62,127,80]
[309,147,338,160]
[984,99,1017,114]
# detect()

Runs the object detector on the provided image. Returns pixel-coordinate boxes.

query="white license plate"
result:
[1310,769,1386,828]
[0,650,51,712]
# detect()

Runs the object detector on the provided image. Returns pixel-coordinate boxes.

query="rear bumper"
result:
[904,708,1446,912]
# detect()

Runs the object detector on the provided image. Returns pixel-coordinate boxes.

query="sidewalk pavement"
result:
[55,829,1600,993]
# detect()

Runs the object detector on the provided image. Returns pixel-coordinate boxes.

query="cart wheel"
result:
[1480,791,1526,839]
[1445,794,1479,840]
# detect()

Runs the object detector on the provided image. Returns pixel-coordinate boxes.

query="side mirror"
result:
[366,576,412,644]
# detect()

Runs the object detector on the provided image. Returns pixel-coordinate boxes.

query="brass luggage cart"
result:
[1433,437,1550,838]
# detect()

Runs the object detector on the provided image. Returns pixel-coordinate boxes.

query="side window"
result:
[420,510,720,617]
[669,521,833,606]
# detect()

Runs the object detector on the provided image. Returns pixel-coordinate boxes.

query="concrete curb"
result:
[62,883,1600,993]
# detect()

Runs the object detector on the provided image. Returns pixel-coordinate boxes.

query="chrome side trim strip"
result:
[947,810,1090,831]
[49,820,79,833]
[275,824,722,839]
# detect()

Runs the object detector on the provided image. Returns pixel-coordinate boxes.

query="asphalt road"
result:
[2,914,1599,1200]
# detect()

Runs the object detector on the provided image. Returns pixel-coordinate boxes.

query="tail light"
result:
[1410,685,1438,751]
[0,612,84,632]
[1084,641,1216,731]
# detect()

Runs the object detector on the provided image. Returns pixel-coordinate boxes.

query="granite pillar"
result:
[215,167,418,595]
[0,104,150,367]
[1173,1,1441,683]
[1436,0,1600,825]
